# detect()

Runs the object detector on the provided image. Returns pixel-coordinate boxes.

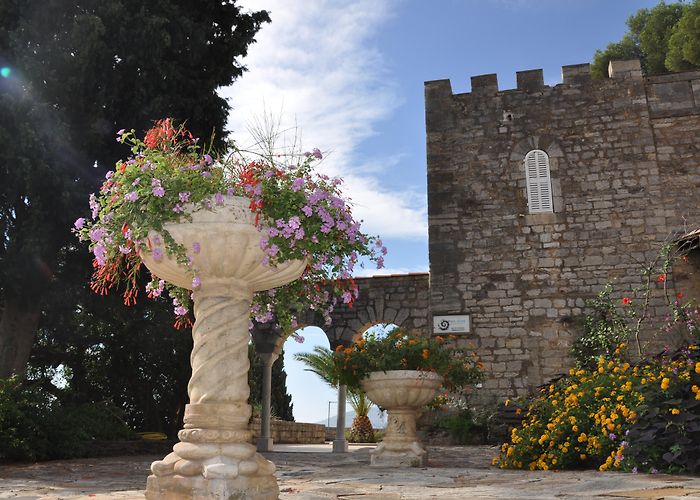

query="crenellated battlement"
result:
[425,59,647,97]
[425,59,700,126]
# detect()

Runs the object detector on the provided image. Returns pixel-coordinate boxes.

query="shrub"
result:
[495,345,700,473]
[334,328,483,392]
[0,377,136,461]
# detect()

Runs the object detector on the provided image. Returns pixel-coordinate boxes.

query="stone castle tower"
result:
[425,60,700,402]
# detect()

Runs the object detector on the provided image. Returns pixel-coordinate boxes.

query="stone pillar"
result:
[251,324,285,453]
[332,384,349,453]
[257,352,279,452]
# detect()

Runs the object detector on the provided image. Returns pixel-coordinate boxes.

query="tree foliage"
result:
[591,1,698,78]
[248,345,295,422]
[1,0,270,435]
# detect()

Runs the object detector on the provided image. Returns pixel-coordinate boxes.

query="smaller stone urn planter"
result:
[361,370,442,467]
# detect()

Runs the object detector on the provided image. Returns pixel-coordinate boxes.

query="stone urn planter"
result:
[361,370,443,467]
[140,197,306,500]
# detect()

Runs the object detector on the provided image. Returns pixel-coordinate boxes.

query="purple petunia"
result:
[192,242,201,254]
[192,276,201,289]
[124,191,139,202]
[152,248,164,262]
[93,244,107,266]
[74,217,86,230]
[179,191,190,203]
[152,186,165,197]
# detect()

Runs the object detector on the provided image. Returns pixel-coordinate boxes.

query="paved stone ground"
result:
[1,445,700,499]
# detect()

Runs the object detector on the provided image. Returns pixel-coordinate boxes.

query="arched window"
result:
[524,149,553,213]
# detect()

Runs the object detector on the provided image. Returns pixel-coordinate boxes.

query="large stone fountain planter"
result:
[140,197,306,500]
[361,370,442,467]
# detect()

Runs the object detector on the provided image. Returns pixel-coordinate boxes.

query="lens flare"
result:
[0,67,10,78]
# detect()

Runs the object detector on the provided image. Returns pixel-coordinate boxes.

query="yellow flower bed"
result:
[495,345,700,473]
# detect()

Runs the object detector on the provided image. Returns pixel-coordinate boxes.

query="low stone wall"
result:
[249,418,326,444]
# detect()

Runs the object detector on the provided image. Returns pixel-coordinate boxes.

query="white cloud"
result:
[354,265,428,278]
[219,0,426,240]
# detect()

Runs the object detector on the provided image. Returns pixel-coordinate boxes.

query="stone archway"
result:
[251,272,431,452]
[325,273,430,347]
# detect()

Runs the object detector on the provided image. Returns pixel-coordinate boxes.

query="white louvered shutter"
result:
[524,150,553,213]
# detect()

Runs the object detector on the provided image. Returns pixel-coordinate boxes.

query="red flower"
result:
[657,274,666,283]
[622,297,631,305]
[678,292,684,299]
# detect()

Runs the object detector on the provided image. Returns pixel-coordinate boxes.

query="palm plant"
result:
[294,346,375,442]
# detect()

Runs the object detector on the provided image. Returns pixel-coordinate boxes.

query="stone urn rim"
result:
[362,369,444,383]
[139,195,307,293]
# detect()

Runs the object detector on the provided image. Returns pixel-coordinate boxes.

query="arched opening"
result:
[283,326,345,425]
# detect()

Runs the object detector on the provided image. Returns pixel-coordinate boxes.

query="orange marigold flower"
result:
[660,377,670,390]
[422,348,430,360]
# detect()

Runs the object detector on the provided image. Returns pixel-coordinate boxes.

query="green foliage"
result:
[248,345,294,422]
[496,346,700,474]
[622,347,700,474]
[438,407,492,445]
[294,346,339,388]
[2,0,269,439]
[667,1,700,71]
[591,1,691,78]
[571,284,630,369]
[1,0,268,378]
[334,328,483,392]
[592,35,643,79]
[0,377,136,461]
[348,390,374,418]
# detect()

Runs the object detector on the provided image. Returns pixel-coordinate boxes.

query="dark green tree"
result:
[248,345,295,422]
[0,0,269,379]
[667,1,700,71]
[591,1,689,78]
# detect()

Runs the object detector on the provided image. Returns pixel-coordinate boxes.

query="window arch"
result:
[524,149,553,213]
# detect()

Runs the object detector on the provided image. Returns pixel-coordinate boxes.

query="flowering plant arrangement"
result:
[333,327,483,392]
[495,344,700,474]
[74,119,386,332]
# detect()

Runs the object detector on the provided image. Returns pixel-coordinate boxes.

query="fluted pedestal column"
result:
[139,197,306,499]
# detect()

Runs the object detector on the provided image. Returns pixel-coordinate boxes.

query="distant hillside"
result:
[315,407,386,429]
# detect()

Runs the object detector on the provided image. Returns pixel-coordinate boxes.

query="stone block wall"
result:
[249,418,325,444]
[425,61,700,404]
[326,273,430,346]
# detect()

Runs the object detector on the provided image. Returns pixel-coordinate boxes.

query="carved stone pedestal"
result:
[140,197,306,499]
[361,370,442,468]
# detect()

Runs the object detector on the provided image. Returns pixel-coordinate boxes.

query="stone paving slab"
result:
[1,446,700,499]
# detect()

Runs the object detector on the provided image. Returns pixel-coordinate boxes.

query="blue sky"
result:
[220,0,661,424]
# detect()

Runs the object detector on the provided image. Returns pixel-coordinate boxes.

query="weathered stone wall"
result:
[249,418,325,444]
[325,273,430,346]
[425,61,700,404]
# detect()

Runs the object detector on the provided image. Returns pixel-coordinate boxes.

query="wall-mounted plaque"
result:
[432,315,470,334]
